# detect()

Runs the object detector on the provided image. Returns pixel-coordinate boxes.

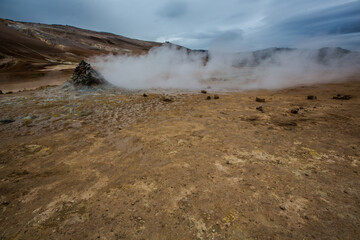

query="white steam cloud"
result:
[93,45,360,91]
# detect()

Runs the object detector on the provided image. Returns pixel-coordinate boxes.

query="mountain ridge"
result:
[0,18,357,91]
[0,18,161,90]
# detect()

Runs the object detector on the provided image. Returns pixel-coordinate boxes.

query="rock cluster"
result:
[333,94,351,100]
[69,60,106,86]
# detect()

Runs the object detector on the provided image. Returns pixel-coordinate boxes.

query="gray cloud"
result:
[158,1,188,19]
[277,1,360,35]
[0,0,359,50]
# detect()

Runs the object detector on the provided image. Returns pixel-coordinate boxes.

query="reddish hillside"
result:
[0,19,161,91]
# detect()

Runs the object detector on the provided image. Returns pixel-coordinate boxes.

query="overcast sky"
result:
[1,0,359,51]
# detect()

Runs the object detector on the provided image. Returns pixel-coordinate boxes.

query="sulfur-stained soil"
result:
[0,80,359,240]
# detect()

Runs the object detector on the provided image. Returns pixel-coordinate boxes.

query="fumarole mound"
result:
[69,60,106,86]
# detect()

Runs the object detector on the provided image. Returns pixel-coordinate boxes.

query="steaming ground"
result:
[94,45,360,91]
[1,18,360,240]
[1,79,360,239]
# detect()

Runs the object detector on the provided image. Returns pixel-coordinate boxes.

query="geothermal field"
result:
[1,19,360,240]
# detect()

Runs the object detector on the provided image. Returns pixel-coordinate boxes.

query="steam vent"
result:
[69,60,106,86]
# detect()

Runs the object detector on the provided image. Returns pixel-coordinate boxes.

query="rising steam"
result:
[93,45,360,91]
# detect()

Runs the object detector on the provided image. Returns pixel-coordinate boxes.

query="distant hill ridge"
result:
[0,18,357,91]
[0,18,162,88]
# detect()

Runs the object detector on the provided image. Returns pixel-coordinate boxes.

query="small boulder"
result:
[143,93,148,97]
[163,97,172,102]
[290,108,299,114]
[280,204,287,210]
[256,97,265,102]
[256,106,263,112]
[0,119,14,124]
[214,95,219,99]
[201,90,207,94]
[0,90,3,94]
[307,95,317,100]
[206,96,211,100]
[69,60,106,86]
[333,94,351,100]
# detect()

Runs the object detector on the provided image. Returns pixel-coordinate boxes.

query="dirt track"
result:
[0,81,360,239]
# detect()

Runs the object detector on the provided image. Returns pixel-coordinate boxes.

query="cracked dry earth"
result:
[0,81,360,240]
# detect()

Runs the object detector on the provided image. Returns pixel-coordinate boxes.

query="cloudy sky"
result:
[1,0,359,51]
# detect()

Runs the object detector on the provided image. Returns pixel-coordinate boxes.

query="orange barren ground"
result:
[0,79,359,239]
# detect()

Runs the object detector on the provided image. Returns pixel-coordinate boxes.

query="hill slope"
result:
[0,18,161,91]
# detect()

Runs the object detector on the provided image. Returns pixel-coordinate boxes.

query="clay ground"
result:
[0,80,359,240]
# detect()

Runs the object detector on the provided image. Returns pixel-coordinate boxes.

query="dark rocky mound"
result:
[69,60,106,86]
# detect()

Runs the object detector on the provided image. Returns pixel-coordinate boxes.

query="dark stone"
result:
[256,97,265,102]
[290,108,299,114]
[214,95,219,99]
[256,106,263,112]
[0,90,3,94]
[6,91,13,94]
[206,96,211,100]
[276,121,297,127]
[333,94,352,100]
[143,93,148,97]
[69,60,106,86]
[0,119,15,124]
[201,90,207,94]
[307,95,317,100]
[163,97,172,102]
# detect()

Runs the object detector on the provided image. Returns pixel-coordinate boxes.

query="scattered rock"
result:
[201,90,207,94]
[245,115,259,122]
[2,201,9,206]
[163,97,173,102]
[0,90,3,94]
[307,95,317,100]
[256,106,263,112]
[23,115,37,121]
[206,96,211,100]
[333,94,352,100]
[256,97,265,102]
[6,91,13,94]
[143,93,148,97]
[69,60,106,86]
[280,205,287,210]
[0,119,15,124]
[226,161,230,165]
[214,94,219,99]
[290,108,299,114]
[275,120,297,127]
